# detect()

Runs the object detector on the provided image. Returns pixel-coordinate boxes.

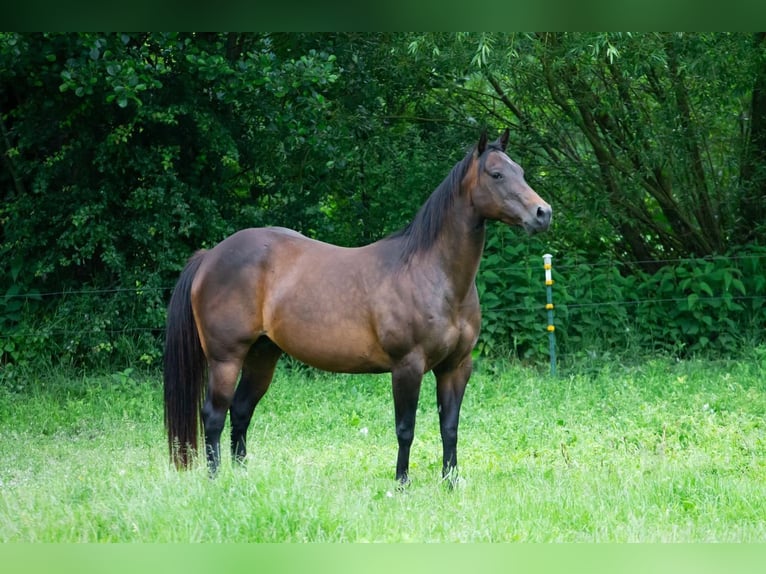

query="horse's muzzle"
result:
[528,204,552,233]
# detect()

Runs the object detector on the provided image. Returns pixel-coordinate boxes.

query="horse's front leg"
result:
[434,356,472,484]
[391,356,425,484]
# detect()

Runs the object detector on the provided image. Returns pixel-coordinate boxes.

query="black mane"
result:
[385,147,478,262]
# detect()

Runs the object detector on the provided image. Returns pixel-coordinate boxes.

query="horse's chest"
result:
[375,299,467,364]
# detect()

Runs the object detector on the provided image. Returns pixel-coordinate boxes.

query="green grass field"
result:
[1,353,765,542]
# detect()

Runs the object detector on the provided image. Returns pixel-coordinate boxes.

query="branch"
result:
[483,71,570,166]
[0,111,26,198]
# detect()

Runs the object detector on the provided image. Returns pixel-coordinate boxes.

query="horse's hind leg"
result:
[202,358,243,476]
[230,338,282,465]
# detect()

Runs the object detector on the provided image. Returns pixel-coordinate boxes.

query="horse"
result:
[163,129,552,484]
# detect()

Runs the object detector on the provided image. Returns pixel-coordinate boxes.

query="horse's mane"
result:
[385,142,501,262]
[384,148,474,262]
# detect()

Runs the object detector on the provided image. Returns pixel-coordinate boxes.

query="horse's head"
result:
[467,129,552,234]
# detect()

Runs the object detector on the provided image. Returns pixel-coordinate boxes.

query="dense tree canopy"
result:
[1,32,764,367]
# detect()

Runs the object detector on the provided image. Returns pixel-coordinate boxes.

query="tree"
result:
[739,32,766,242]
[415,32,763,267]
[0,33,344,364]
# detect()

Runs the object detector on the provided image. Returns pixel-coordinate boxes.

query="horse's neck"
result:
[428,197,486,301]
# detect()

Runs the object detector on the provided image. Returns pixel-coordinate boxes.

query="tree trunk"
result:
[738,32,766,243]
[664,36,720,254]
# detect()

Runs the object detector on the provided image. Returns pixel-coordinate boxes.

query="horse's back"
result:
[190,227,391,369]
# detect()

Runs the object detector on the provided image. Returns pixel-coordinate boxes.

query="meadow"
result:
[1,352,765,542]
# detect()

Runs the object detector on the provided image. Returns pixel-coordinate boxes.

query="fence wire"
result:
[1,253,765,340]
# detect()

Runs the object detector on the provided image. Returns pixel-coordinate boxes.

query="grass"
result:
[1,352,765,542]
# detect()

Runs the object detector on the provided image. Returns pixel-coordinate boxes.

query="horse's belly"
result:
[265,305,391,374]
[275,329,390,374]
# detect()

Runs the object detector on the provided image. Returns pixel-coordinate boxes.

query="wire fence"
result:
[476,252,766,314]
[1,286,172,300]
[485,295,766,315]
[1,253,765,340]
[4,291,765,317]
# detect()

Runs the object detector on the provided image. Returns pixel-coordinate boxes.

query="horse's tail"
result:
[163,250,207,469]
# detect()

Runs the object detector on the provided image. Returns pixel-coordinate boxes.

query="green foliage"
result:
[0,33,347,367]
[0,256,42,367]
[475,226,549,360]
[554,255,636,357]
[634,249,766,355]
[476,245,766,364]
[422,32,761,261]
[1,32,765,369]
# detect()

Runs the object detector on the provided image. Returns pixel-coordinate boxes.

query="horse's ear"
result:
[498,128,510,151]
[477,130,488,155]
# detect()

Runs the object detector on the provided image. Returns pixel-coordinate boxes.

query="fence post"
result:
[543,253,556,376]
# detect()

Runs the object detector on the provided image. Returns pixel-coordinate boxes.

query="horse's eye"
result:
[491,172,503,180]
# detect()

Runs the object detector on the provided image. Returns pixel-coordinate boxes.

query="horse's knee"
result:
[396,423,415,447]
[202,400,228,440]
[440,423,458,444]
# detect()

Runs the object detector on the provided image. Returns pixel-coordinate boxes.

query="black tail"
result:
[163,250,207,469]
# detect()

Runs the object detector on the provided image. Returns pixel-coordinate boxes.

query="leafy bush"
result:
[634,249,766,355]
[476,245,766,364]
[555,255,637,358]
[475,226,550,360]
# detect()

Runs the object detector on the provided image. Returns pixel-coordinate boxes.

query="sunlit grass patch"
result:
[1,355,764,541]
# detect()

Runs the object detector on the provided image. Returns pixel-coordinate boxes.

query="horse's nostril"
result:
[537,205,552,224]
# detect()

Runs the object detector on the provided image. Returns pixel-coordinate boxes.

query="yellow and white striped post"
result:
[543,253,556,376]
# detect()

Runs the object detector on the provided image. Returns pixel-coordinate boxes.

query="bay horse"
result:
[163,129,552,483]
